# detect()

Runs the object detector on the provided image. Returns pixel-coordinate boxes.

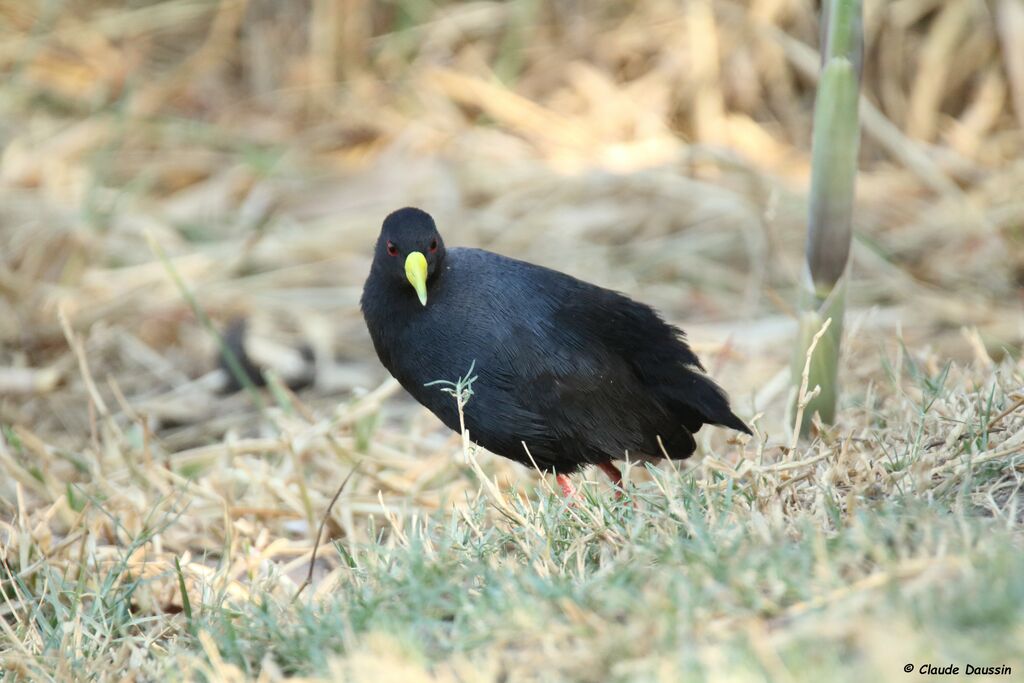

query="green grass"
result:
[3,355,1023,681]
[192,492,1022,682]
[7,466,1020,681]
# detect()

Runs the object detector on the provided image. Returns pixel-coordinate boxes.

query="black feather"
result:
[361,207,750,475]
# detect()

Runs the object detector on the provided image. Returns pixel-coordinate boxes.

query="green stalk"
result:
[792,0,862,436]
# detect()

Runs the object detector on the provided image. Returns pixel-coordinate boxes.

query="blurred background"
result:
[3,3,1024,677]
[0,0,1022,543]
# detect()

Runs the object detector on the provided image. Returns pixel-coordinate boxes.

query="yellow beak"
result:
[405,251,428,306]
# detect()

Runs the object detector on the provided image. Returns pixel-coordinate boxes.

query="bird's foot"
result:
[557,466,631,505]
[556,474,577,498]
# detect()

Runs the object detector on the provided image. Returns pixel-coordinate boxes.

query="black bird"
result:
[361,207,750,496]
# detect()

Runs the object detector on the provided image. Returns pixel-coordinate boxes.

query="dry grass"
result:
[0,0,1022,680]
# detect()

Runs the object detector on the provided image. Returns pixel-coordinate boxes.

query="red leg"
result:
[556,474,576,498]
[597,462,628,501]
[597,462,622,486]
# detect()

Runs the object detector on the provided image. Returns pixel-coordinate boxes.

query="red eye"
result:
[429,239,438,253]
[386,241,398,256]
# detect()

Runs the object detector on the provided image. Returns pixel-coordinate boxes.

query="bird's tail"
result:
[714,407,753,435]
[659,364,752,436]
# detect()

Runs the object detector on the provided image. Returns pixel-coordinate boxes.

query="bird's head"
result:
[373,207,446,306]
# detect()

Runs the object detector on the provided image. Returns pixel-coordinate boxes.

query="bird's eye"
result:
[386,241,398,256]
[429,239,438,253]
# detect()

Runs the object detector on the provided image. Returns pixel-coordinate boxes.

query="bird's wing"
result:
[477,316,669,465]
[551,282,751,436]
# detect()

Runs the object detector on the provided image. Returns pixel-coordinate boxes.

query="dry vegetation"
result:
[0,0,1022,680]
